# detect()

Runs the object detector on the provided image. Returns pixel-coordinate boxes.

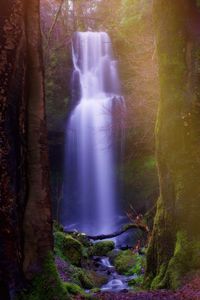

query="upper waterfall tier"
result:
[72,31,121,100]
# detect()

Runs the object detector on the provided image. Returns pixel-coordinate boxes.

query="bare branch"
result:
[47,0,65,45]
[65,223,149,241]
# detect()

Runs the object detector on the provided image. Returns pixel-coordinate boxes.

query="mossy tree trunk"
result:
[0,0,52,298]
[23,0,53,279]
[145,0,200,289]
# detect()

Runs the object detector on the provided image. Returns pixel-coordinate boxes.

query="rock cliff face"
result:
[146,0,200,289]
[0,0,52,297]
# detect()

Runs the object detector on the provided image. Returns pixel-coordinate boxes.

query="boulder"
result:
[92,241,115,256]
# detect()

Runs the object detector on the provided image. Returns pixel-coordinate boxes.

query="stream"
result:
[91,255,137,293]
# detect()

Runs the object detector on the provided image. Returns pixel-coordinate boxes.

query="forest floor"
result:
[54,225,200,300]
[75,277,200,299]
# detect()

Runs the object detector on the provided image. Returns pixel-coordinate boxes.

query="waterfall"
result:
[61,32,125,235]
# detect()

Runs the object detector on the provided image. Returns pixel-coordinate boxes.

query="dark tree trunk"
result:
[0,0,52,297]
[145,0,200,289]
[0,1,27,297]
[23,0,53,279]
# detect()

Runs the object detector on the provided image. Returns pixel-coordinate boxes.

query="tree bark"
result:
[23,0,53,279]
[0,1,27,297]
[0,0,52,297]
[145,0,200,289]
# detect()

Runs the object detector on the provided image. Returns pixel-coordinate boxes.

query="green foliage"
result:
[91,241,115,256]
[128,275,144,288]
[126,253,146,276]
[18,254,69,300]
[114,250,146,280]
[113,250,135,275]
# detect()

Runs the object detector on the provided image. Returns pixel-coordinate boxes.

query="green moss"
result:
[90,288,100,293]
[149,231,200,289]
[63,235,83,266]
[128,275,144,288]
[91,241,115,256]
[53,221,64,233]
[74,233,92,248]
[86,270,107,288]
[70,266,94,289]
[64,282,97,299]
[18,254,69,300]
[54,231,66,259]
[54,231,83,266]
[113,250,136,275]
[128,253,146,276]
[165,231,200,289]
[151,263,168,289]
[64,282,84,295]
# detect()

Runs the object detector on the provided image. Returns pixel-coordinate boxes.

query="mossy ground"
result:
[18,254,70,300]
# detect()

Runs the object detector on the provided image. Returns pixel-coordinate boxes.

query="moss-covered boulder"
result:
[69,266,107,289]
[70,266,95,289]
[90,288,100,293]
[64,282,84,295]
[73,233,92,248]
[113,250,136,275]
[91,241,115,256]
[63,235,83,266]
[54,231,83,266]
[87,270,108,288]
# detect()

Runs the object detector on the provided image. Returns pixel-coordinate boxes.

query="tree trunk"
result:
[0,1,27,297]
[23,0,53,279]
[145,0,200,289]
[0,0,52,297]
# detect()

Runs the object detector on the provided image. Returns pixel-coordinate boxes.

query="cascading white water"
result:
[61,32,125,235]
